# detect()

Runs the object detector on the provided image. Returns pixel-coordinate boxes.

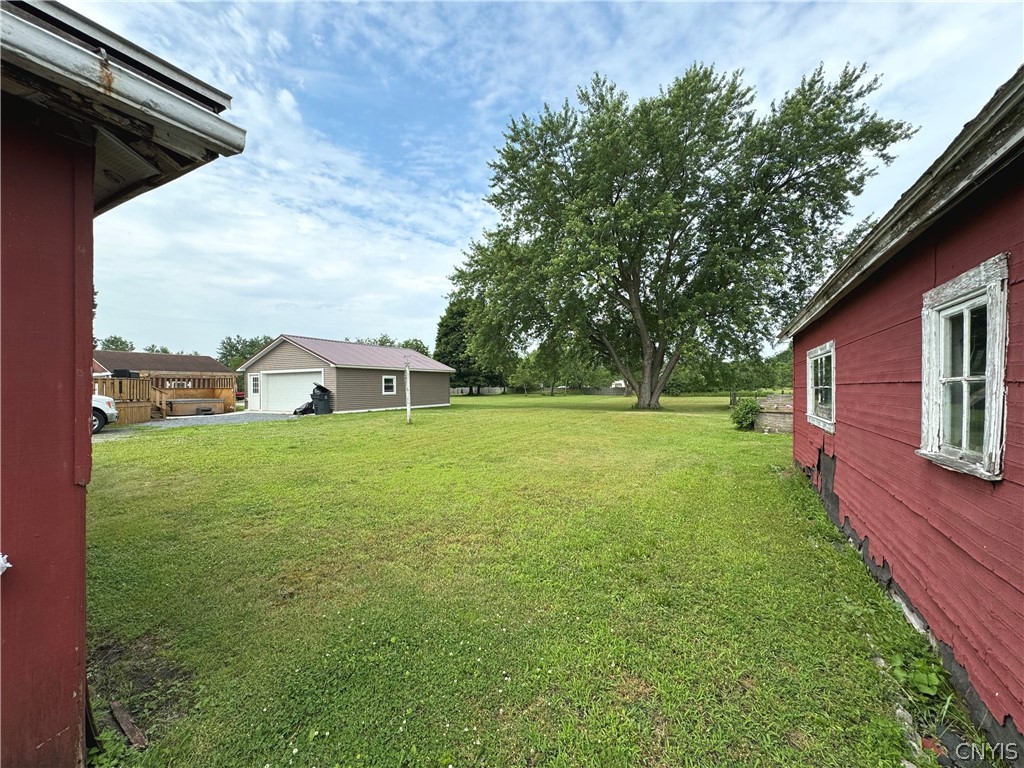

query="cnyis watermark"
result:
[953,741,1019,762]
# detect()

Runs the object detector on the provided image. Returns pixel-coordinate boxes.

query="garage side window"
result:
[805,340,835,433]
[917,253,1008,480]
[382,375,397,395]
[250,375,259,394]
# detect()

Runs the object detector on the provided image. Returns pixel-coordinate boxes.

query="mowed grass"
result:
[87,395,930,767]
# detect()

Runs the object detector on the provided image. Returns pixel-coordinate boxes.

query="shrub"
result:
[730,397,760,429]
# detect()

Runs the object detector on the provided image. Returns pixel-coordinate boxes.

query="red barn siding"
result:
[793,159,1024,733]
[1,115,94,766]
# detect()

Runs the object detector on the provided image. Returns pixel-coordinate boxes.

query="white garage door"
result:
[263,370,323,412]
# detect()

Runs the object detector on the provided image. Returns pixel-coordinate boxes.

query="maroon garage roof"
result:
[239,334,455,373]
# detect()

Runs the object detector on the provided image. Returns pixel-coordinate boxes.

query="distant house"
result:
[93,350,237,417]
[1,1,244,764]
[93,350,232,380]
[238,334,455,413]
[780,67,1023,753]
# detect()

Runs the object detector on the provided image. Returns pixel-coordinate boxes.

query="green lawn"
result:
[87,395,942,767]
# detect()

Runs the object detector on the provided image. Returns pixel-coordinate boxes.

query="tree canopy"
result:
[355,333,398,348]
[399,338,431,357]
[434,298,504,392]
[453,64,913,408]
[99,335,135,352]
[351,334,431,356]
[217,334,274,370]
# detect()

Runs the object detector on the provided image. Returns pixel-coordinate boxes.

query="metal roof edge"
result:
[327,363,456,374]
[1,7,246,159]
[779,65,1024,341]
[283,334,455,372]
[237,335,341,372]
[279,335,344,368]
[9,1,232,111]
[236,336,287,372]
[238,334,455,373]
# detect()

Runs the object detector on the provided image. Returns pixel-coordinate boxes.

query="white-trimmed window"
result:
[250,375,260,394]
[918,252,1008,480]
[806,340,835,433]
[382,375,397,395]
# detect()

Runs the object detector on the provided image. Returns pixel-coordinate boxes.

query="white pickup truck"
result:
[91,395,119,434]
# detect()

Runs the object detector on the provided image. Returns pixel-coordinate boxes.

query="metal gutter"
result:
[1,6,245,159]
[8,0,232,112]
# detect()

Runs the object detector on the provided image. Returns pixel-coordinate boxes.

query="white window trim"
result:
[917,252,1008,481]
[806,339,836,433]
[250,374,260,395]
[382,375,397,395]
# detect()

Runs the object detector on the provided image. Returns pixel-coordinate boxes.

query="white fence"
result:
[451,386,631,396]
[450,386,507,395]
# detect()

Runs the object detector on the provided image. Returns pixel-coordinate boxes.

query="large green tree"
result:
[352,335,430,356]
[356,333,397,347]
[99,335,135,352]
[399,338,431,357]
[217,334,274,387]
[434,298,504,393]
[454,64,913,408]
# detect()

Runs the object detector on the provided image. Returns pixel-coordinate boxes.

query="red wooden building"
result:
[0,2,244,765]
[782,66,1023,756]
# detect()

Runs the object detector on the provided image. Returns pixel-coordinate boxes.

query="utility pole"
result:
[405,359,412,424]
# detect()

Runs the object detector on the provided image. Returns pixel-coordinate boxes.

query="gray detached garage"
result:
[238,334,455,414]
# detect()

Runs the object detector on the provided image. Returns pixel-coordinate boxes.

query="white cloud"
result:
[71,0,1023,355]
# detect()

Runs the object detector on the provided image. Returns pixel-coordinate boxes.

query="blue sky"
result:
[74,1,1023,357]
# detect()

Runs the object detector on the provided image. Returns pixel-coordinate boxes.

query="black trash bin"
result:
[311,383,332,415]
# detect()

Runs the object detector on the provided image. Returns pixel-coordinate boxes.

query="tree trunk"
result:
[632,343,683,410]
[634,344,661,409]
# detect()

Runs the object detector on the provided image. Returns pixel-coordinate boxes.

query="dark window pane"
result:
[946,313,964,378]
[822,354,832,386]
[969,306,987,377]
[943,381,963,450]
[968,381,986,454]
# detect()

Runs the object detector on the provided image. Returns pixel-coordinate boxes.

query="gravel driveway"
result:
[93,411,296,441]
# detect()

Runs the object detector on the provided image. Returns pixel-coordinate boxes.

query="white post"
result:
[405,361,412,424]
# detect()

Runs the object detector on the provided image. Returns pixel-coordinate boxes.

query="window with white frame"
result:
[806,340,835,433]
[382,375,397,395]
[918,253,1008,480]
[250,375,260,394]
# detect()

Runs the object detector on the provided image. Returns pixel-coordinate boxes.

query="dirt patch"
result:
[612,670,670,766]
[787,729,813,750]
[615,670,656,703]
[88,633,195,744]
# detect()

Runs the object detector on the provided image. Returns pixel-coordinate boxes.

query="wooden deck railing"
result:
[151,386,171,415]
[94,375,236,418]
[94,377,151,402]
[148,374,236,390]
